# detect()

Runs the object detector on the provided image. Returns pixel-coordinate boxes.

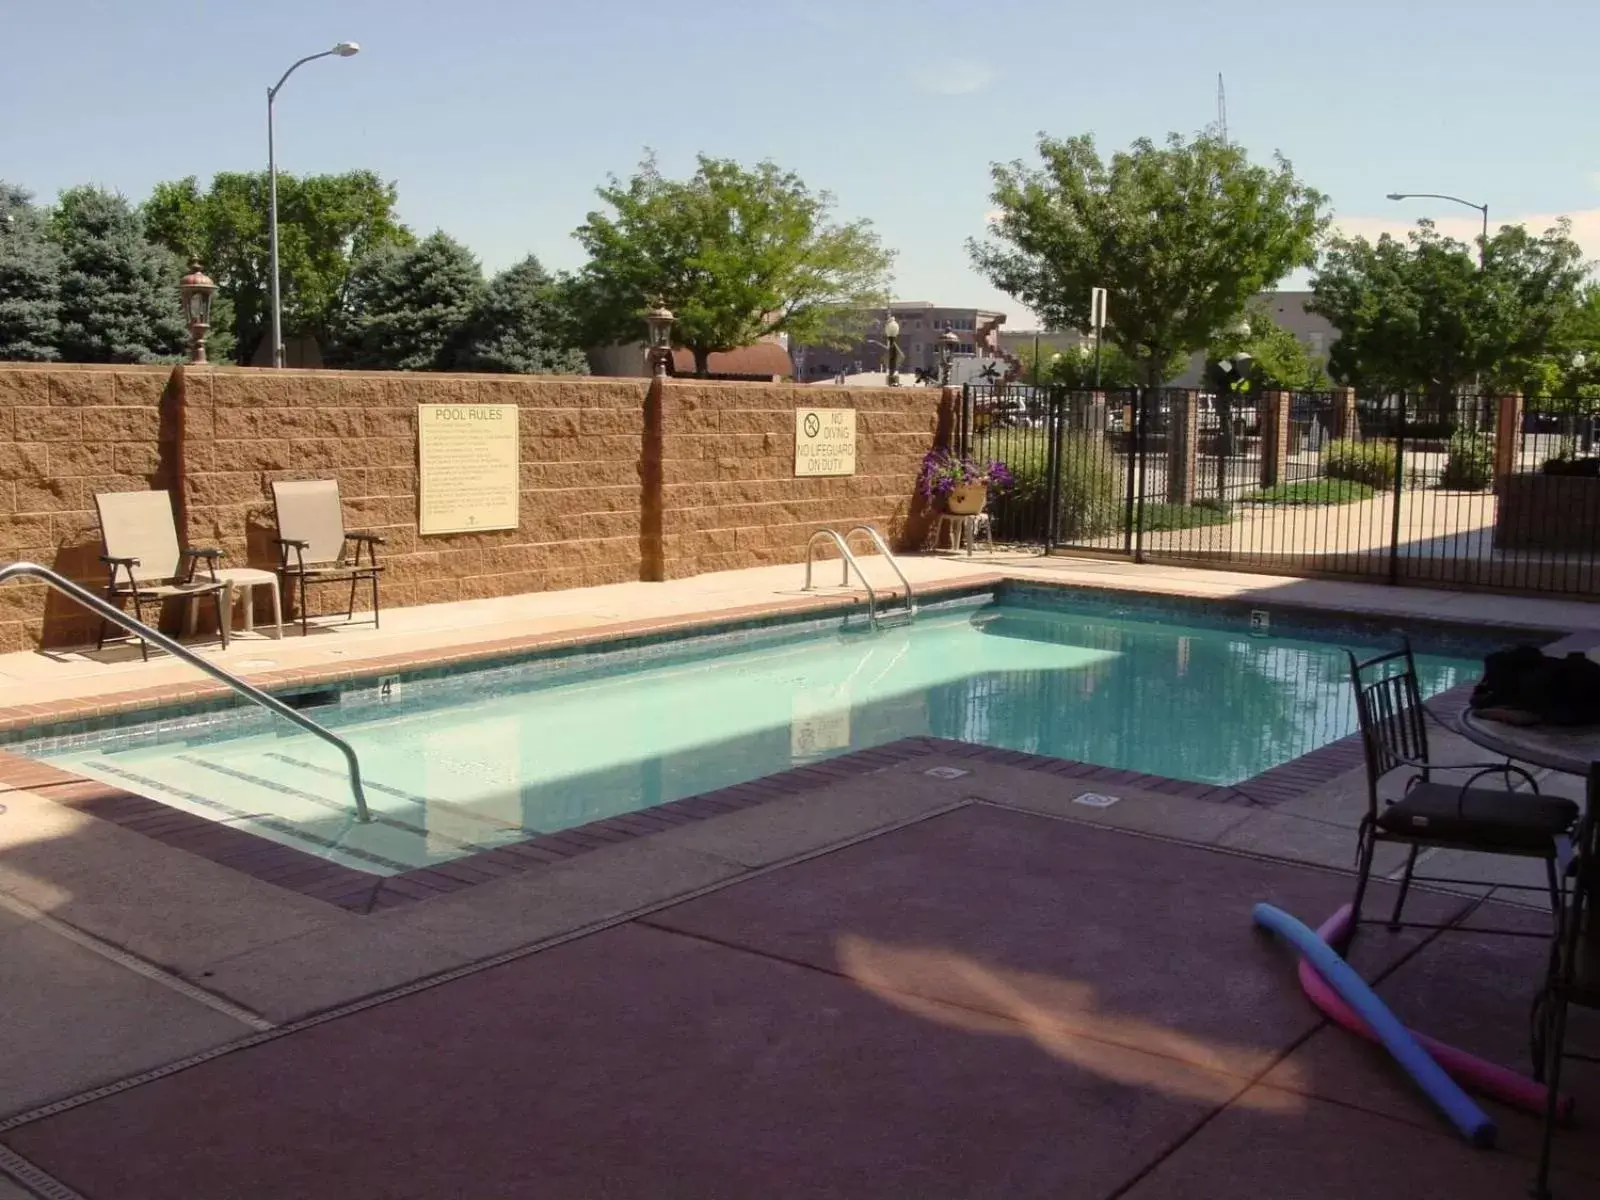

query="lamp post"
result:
[267,41,360,368]
[882,311,901,387]
[179,259,218,365]
[937,329,959,387]
[1386,191,1488,268]
[644,302,675,378]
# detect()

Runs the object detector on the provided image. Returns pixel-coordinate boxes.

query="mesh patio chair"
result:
[94,490,229,661]
[1532,764,1598,1199]
[270,480,384,637]
[1346,640,1580,945]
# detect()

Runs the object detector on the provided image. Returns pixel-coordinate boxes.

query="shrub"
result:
[1324,439,1396,488]
[1438,429,1494,491]
[981,430,1124,540]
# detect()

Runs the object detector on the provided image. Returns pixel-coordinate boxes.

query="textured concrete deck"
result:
[4,806,1594,1199]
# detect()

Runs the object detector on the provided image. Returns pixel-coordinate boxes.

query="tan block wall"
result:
[0,365,943,650]
[0,365,179,650]
[658,383,945,578]
[183,369,649,617]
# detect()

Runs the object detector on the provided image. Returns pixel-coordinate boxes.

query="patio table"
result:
[1456,710,1600,781]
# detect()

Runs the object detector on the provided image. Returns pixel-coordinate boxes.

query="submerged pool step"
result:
[65,744,526,875]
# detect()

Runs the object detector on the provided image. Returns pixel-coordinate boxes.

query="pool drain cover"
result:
[924,766,971,780]
[1073,792,1122,808]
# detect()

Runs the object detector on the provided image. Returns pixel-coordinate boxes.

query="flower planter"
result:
[946,484,987,515]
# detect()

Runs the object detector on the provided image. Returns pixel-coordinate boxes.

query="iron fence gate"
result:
[958,383,1600,597]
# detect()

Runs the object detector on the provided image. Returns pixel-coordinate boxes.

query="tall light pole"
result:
[1386,192,1488,268]
[267,41,360,368]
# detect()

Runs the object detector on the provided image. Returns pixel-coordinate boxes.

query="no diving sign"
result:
[795,408,857,477]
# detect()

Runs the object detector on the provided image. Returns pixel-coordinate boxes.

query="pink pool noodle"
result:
[1297,905,1572,1121]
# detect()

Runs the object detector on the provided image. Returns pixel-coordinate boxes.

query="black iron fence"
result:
[955,383,1600,597]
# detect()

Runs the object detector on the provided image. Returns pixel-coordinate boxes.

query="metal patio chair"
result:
[1532,763,1598,1198]
[1346,640,1579,944]
[270,480,384,637]
[94,489,230,661]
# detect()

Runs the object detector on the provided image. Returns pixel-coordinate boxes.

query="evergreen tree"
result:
[335,232,485,370]
[50,187,187,364]
[457,255,588,374]
[0,182,64,361]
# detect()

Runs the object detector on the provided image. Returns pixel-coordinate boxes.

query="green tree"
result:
[0,183,64,361]
[142,170,411,364]
[457,256,588,374]
[1208,306,1327,391]
[334,232,485,370]
[1309,219,1587,398]
[971,132,1326,386]
[49,187,187,364]
[570,152,893,376]
[1010,338,1165,389]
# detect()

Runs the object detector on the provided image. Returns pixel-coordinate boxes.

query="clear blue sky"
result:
[4,0,1597,327]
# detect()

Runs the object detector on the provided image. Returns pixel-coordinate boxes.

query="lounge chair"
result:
[94,490,230,661]
[270,480,384,637]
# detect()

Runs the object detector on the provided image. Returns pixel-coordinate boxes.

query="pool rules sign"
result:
[417,404,520,535]
[794,408,857,477]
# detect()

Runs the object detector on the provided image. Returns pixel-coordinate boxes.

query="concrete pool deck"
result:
[1,554,1598,1196]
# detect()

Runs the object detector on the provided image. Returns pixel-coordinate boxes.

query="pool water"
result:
[37,599,1478,875]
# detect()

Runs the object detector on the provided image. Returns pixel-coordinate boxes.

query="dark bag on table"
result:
[1469,645,1600,726]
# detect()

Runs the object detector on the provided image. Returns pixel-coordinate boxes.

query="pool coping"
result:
[0,571,1535,916]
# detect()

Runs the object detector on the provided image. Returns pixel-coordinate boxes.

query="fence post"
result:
[1167,391,1198,505]
[1332,387,1359,441]
[1260,390,1291,487]
[1493,393,1524,481]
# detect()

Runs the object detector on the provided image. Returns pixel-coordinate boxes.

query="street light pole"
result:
[1386,191,1488,269]
[267,41,360,368]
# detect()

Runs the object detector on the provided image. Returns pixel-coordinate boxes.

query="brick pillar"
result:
[1494,392,1524,481]
[638,374,665,581]
[159,365,189,543]
[1259,391,1291,487]
[1331,387,1359,441]
[1167,392,1199,504]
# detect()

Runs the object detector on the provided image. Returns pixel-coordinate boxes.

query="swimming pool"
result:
[24,590,1484,876]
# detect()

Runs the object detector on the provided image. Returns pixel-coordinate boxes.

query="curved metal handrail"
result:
[803,530,881,626]
[0,561,371,823]
[845,525,917,617]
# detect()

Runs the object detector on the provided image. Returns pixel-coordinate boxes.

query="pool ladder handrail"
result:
[0,561,372,823]
[802,526,917,629]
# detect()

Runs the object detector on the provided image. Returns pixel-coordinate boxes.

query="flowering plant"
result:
[916,449,1014,499]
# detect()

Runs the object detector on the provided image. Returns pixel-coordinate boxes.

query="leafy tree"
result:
[1208,306,1327,391]
[1010,337,1164,389]
[569,152,893,376]
[971,132,1326,386]
[142,170,411,364]
[1309,219,1587,399]
[49,187,187,364]
[456,256,588,374]
[334,232,485,370]
[0,182,63,361]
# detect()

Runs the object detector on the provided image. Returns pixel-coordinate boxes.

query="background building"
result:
[791,302,1007,381]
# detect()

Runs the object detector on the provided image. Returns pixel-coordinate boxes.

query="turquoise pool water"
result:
[36,597,1480,874]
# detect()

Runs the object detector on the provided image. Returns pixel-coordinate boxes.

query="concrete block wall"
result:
[657,383,947,578]
[0,364,944,650]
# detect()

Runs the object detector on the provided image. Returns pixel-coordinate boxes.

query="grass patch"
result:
[1244,478,1377,506]
[1139,499,1233,531]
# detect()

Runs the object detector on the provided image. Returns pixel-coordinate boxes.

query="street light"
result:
[267,41,360,368]
[937,329,959,386]
[882,311,901,387]
[644,301,675,378]
[179,259,218,365]
[1386,191,1489,268]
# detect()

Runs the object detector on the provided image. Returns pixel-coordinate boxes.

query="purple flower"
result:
[916,448,1012,499]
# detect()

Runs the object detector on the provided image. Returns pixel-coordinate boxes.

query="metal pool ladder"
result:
[0,561,372,823]
[802,526,918,629]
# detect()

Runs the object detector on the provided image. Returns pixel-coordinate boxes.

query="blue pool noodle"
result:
[1251,902,1496,1149]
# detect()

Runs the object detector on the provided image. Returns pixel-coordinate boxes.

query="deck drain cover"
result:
[924,766,970,780]
[1073,792,1122,808]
